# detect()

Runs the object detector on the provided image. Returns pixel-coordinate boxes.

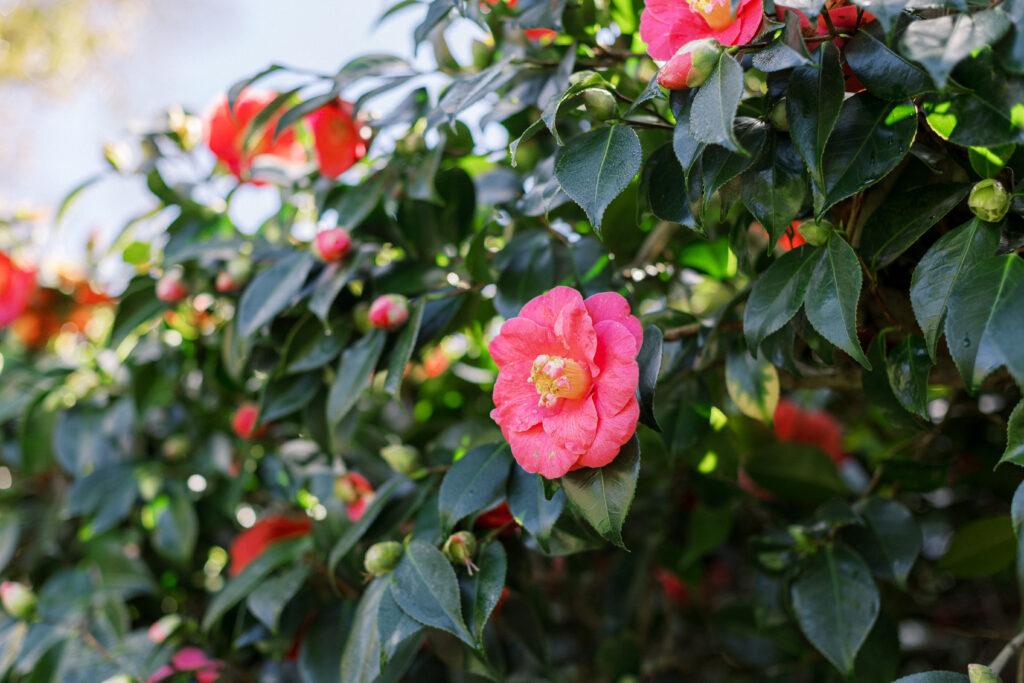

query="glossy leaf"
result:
[845,29,936,101]
[690,52,744,151]
[744,444,850,503]
[671,90,705,176]
[110,277,164,348]
[561,434,641,548]
[891,672,969,683]
[339,578,388,683]
[987,263,1024,387]
[845,497,922,588]
[636,325,663,431]
[900,11,1012,88]
[246,564,310,632]
[507,466,566,546]
[465,542,507,640]
[945,254,1024,392]
[151,485,198,566]
[237,252,315,338]
[438,443,512,533]
[744,245,819,351]
[377,584,424,660]
[937,516,1016,577]
[261,372,321,422]
[390,540,474,645]
[886,336,932,419]
[853,0,912,37]
[725,350,779,424]
[299,602,352,683]
[327,478,404,576]
[1000,399,1024,467]
[554,125,642,231]
[787,43,844,188]
[327,330,386,426]
[384,300,424,399]
[921,54,1024,147]
[791,544,879,676]
[640,144,692,226]
[740,134,807,247]
[804,235,871,369]
[859,183,970,270]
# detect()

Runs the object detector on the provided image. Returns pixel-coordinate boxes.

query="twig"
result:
[989,630,1024,675]
[618,118,674,131]
[481,521,517,544]
[662,320,744,341]
[855,250,901,331]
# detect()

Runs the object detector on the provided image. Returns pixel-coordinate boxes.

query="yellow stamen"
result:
[688,0,733,30]
[528,355,592,407]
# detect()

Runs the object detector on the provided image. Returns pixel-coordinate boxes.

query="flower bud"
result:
[162,435,190,461]
[968,664,1001,683]
[380,444,421,475]
[313,228,353,263]
[472,39,495,70]
[769,100,789,132]
[442,531,478,566]
[155,271,188,303]
[103,141,132,172]
[147,614,182,643]
[368,294,410,331]
[215,271,240,293]
[657,39,721,90]
[364,541,404,576]
[0,581,36,619]
[797,219,834,247]
[582,88,618,122]
[231,402,263,440]
[968,179,1011,222]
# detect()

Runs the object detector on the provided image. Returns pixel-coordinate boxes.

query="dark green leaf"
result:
[900,11,1012,88]
[787,43,844,188]
[493,231,569,319]
[745,444,850,503]
[507,466,566,546]
[262,372,320,422]
[968,144,1016,178]
[910,218,1001,361]
[298,602,352,683]
[1000,400,1024,467]
[791,544,879,676]
[466,542,506,639]
[428,58,518,129]
[845,497,921,588]
[740,134,807,247]
[328,478,404,576]
[0,515,18,576]
[237,252,315,338]
[804,235,871,368]
[110,277,163,348]
[438,444,512,533]
[284,321,349,375]
[852,0,910,37]
[561,434,641,548]
[247,564,310,631]
[945,254,1024,392]
[555,125,642,231]
[892,674,969,683]
[921,54,1024,147]
[151,485,197,566]
[340,578,387,683]
[690,52,745,151]
[636,325,663,431]
[988,261,1024,387]
[752,10,813,72]
[700,119,768,207]
[821,95,917,211]
[860,183,970,270]
[327,330,386,426]
[308,250,368,324]
[390,540,474,645]
[275,90,340,139]
[671,90,705,176]
[640,144,692,225]
[384,301,424,399]
[845,29,936,101]
[937,516,1016,577]
[66,464,137,535]
[885,336,931,419]
[744,245,819,351]
[725,350,780,424]
[377,584,423,660]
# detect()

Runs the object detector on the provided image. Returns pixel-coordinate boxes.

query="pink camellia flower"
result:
[313,227,352,262]
[155,272,188,303]
[640,0,764,61]
[369,294,410,331]
[489,287,642,479]
[334,472,375,521]
[658,38,722,90]
[149,646,224,683]
[0,252,35,331]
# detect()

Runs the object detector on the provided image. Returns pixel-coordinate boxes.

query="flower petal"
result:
[491,359,555,431]
[518,286,585,329]
[542,395,599,454]
[575,400,640,469]
[505,424,580,479]
[489,317,561,368]
[553,296,597,365]
[584,292,643,350]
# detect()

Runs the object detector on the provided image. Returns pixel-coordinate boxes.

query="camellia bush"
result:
[3,0,1024,680]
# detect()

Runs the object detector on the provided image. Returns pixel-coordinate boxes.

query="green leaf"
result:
[284,321,349,375]
[910,218,1001,361]
[900,11,1012,89]
[561,434,641,548]
[427,58,518,129]
[859,183,970,270]
[699,119,768,210]
[680,503,734,568]
[0,514,20,576]
[66,464,137,535]
[1000,400,1024,467]
[725,350,780,424]
[885,335,932,419]
[493,231,569,319]
[1012,479,1024,599]
[110,276,163,348]
[744,444,850,503]
[690,52,745,151]
[740,133,808,247]
[203,537,312,631]
[937,516,1016,577]
[671,90,705,176]
[820,95,917,211]
[237,252,315,338]
[247,564,310,631]
[987,263,1024,387]
[845,497,921,588]
[787,43,844,188]
[151,485,197,566]
[945,254,1024,392]
[340,578,388,683]
[299,602,352,683]
[892,674,969,683]
[507,466,566,547]
[308,250,370,324]
[636,325,663,431]
[261,372,321,422]
[791,544,879,676]
[640,144,692,226]
[377,584,423,660]
[275,90,340,139]
[554,125,642,231]
[438,444,512,533]
[852,0,910,37]
[845,29,936,101]
[751,9,813,72]
[327,330,386,426]
[466,542,507,639]
[327,478,404,576]
[804,235,871,369]
[969,144,1016,178]
[384,301,424,399]
[390,540,474,645]
[744,245,819,351]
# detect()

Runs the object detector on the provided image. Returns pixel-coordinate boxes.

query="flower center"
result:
[528,355,591,407]
[688,0,733,30]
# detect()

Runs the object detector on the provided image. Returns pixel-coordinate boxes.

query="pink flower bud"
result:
[155,272,188,303]
[231,402,265,440]
[657,39,722,90]
[147,615,181,643]
[214,271,237,293]
[313,228,353,262]
[0,581,36,619]
[368,294,410,331]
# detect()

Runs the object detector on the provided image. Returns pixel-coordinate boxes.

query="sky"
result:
[0,0,437,265]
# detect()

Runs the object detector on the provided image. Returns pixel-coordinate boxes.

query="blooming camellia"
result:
[489,287,642,479]
[305,99,367,178]
[202,88,306,181]
[640,0,764,61]
[228,515,312,576]
[0,252,35,330]
[773,398,846,465]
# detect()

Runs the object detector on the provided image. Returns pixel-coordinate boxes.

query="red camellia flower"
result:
[228,515,312,577]
[640,0,764,61]
[369,294,410,331]
[489,287,642,479]
[476,502,519,534]
[305,99,367,178]
[773,398,847,465]
[149,646,224,683]
[231,402,266,440]
[155,272,188,303]
[779,221,808,251]
[334,472,375,522]
[0,252,35,330]
[654,567,691,604]
[313,227,353,262]
[202,88,306,181]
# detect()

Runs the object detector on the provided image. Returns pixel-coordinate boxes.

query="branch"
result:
[989,631,1024,675]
